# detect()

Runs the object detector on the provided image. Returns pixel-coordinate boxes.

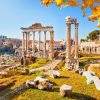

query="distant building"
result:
[80,41,100,54]
[3,38,22,48]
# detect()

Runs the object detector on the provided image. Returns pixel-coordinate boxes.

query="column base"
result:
[74,58,79,70]
[65,58,73,70]
[65,57,79,70]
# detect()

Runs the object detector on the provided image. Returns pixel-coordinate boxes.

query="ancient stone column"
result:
[24,32,26,51]
[22,32,25,57]
[25,32,28,55]
[49,31,54,60]
[66,23,71,67]
[32,31,35,56]
[44,31,46,58]
[74,23,79,70]
[74,23,78,59]
[27,32,30,51]
[38,31,41,51]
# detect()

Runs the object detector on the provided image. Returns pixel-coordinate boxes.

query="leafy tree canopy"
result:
[41,0,100,27]
[0,46,15,55]
[87,30,100,40]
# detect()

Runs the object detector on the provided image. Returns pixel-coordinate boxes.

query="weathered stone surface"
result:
[86,78,94,84]
[26,76,54,91]
[82,71,95,79]
[79,71,83,75]
[46,70,60,78]
[34,76,49,83]
[26,80,35,88]
[60,85,72,97]
[47,83,54,90]
[92,76,100,91]
[0,71,7,75]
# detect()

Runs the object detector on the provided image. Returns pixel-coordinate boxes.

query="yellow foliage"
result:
[41,0,100,28]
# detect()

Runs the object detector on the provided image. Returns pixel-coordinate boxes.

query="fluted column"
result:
[22,32,25,56]
[66,23,71,59]
[74,23,79,70]
[44,31,46,58]
[49,31,54,60]
[26,32,28,55]
[74,23,78,59]
[38,31,41,51]
[32,31,35,55]
[27,32,30,52]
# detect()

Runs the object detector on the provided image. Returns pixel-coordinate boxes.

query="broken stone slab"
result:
[37,81,54,90]
[60,85,72,97]
[34,76,49,83]
[86,78,94,84]
[38,83,45,90]
[79,71,84,75]
[0,71,7,76]
[26,80,35,88]
[47,83,54,90]
[46,70,60,78]
[92,76,100,91]
[82,71,95,79]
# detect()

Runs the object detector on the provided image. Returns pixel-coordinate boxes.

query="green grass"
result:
[79,56,100,62]
[79,56,100,68]
[1,68,100,100]
[29,58,51,69]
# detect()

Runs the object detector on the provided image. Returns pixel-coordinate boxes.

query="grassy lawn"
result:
[29,58,51,69]
[0,68,100,100]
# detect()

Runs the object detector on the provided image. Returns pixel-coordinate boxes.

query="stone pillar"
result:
[25,32,28,55]
[44,31,46,58]
[27,32,30,51]
[32,31,35,56]
[66,23,71,68]
[74,23,79,70]
[22,32,25,57]
[38,31,41,51]
[49,31,54,60]
[24,32,26,51]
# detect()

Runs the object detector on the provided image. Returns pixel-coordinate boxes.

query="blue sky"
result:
[0,0,99,41]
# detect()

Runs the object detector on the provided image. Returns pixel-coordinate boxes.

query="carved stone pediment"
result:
[31,23,42,29]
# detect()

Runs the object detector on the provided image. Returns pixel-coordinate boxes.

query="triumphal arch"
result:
[65,16,79,70]
[21,23,54,60]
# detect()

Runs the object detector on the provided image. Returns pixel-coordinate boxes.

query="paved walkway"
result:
[29,54,64,74]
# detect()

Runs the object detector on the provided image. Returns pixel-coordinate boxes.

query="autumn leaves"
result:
[41,0,100,27]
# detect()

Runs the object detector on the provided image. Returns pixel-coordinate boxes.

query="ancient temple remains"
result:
[65,16,79,70]
[21,23,54,60]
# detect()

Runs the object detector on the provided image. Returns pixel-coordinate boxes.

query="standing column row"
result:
[66,23,71,59]
[22,32,30,56]
[44,31,47,58]
[74,23,78,59]
[49,31,54,60]
[32,31,35,55]
[22,30,54,60]
[66,23,71,68]
[74,23,79,70]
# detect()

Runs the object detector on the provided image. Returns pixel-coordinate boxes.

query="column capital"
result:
[75,23,79,28]
[44,31,47,33]
[33,31,35,33]
[66,23,71,26]
[38,31,41,33]
[50,30,54,33]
